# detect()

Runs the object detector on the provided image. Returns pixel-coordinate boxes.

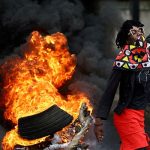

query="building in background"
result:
[117,0,150,36]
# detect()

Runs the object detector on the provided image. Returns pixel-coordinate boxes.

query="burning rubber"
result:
[44,103,93,150]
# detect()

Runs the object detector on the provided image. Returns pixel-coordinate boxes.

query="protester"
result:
[94,20,150,150]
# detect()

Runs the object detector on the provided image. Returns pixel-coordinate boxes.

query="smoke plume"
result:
[0,0,123,149]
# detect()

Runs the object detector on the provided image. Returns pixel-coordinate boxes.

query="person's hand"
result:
[94,117,104,142]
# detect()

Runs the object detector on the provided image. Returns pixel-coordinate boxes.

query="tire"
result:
[18,105,73,140]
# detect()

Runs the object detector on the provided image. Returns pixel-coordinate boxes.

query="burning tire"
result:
[18,105,73,140]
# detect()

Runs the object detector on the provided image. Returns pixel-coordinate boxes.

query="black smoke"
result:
[0,0,123,149]
[0,0,123,103]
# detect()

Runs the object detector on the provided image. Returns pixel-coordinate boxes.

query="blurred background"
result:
[0,0,150,149]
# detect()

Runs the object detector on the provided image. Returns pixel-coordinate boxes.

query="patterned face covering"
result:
[129,27,144,36]
[113,36,150,70]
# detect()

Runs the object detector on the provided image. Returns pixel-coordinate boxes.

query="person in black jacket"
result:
[94,20,150,150]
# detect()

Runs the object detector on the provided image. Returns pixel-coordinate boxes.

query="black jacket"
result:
[95,69,138,120]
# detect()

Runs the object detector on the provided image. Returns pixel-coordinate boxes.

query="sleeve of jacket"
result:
[95,69,122,120]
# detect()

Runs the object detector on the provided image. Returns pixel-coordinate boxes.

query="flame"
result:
[0,31,92,150]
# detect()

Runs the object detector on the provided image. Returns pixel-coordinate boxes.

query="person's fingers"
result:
[100,128,104,136]
[94,126,104,142]
[98,135,104,142]
[95,132,104,141]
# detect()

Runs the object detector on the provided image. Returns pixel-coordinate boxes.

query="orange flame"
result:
[0,31,92,149]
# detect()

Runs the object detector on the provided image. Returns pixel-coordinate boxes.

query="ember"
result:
[0,31,92,150]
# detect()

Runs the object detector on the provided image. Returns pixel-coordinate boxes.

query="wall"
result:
[118,0,150,36]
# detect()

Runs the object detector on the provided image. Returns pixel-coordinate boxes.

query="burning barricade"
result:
[0,32,93,150]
